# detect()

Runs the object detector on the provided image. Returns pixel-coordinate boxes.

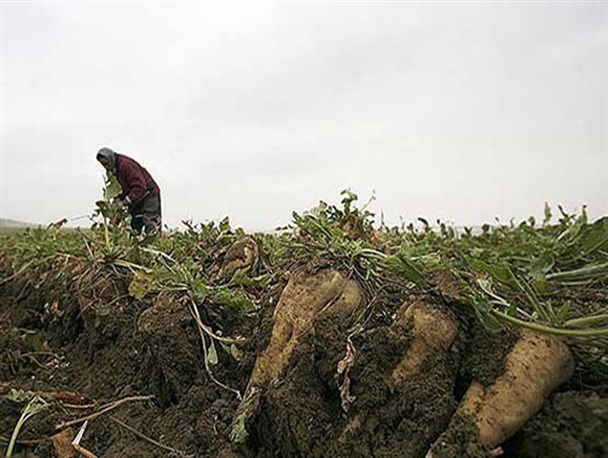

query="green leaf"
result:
[230,271,272,288]
[579,217,608,256]
[543,202,552,225]
[209,288,254,312]
[468,292,502,333]
[589,359,608,376]
[383,254,428,288]
[529,252,555,282]
[128,272,157,300]
[219,217,231,233]
[481,312,502,333]
[546,262,608,284]
[468,260,513,286]
[506,298,518,317]
[532,278,547,295]
[340,189,358,214]
[103,173,122,200]
[556,301,571,324]
[23,332,43,352]
[191,279,208,303]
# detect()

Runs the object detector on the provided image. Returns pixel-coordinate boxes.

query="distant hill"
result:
[0,218,36,229]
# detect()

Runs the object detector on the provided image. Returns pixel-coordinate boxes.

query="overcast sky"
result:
[1,2,606,230]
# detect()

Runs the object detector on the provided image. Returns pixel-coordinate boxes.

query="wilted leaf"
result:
[220,342,244,361]
[230,387,261,444]
[46,391,85,405]
[48,301,62,317]
[52,428,76,458]
[335,337,357,412]
[207,341,219,365]
[7,388,35,403]
[230,344,243,361]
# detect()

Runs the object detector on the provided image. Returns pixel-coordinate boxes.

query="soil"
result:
[504,391,608,458]
[1,265,606,458]
[0,271,256,458]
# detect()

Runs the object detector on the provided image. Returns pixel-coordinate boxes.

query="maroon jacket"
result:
[115,154,160,206]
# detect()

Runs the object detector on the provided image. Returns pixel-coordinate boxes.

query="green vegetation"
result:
[1,188,606,380]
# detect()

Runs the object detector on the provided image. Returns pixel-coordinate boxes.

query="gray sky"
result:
[1,2,606,230]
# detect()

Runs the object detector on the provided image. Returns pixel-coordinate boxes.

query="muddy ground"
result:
[0,269,606,458]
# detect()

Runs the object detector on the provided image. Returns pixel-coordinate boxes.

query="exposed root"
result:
[230,268,364,444]
[427,329,574,456]
[218,237,259,281]
[391,299,459,382]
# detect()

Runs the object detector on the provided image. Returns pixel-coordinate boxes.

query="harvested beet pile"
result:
[1,193,606,457]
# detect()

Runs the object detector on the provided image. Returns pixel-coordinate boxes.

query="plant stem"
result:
[492,310,608,337]
[563,314,608,328]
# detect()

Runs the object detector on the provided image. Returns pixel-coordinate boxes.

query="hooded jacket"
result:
[97,148,160,206]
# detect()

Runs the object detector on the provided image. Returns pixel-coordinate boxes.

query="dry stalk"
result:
[73,443,99,458]
[187,301,246,344]
[60,403,98,410]
[188,300,242,399]
[0,435,49,446]
[55,395,154,430]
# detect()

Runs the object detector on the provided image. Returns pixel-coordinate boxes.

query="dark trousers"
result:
[130,194,162,235]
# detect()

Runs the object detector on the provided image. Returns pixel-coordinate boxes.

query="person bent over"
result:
[96,147,162,235]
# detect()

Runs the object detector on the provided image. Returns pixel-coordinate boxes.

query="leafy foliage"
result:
[0,189,606,378]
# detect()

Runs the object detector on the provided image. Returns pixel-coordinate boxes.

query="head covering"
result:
[96,147,117,172]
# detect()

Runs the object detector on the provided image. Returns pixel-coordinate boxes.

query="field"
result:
[1,191,606,457]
